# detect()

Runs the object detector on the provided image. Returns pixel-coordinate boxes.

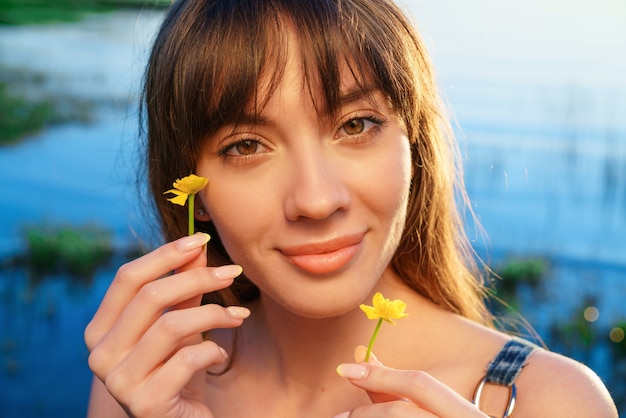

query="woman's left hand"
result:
[334,347,487,418]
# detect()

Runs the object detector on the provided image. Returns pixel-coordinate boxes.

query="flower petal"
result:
[164,189,189,206]
[372,292,385,310]
[359,304,381,320]
[173,174,208,194]
[388,300,409,319]
[361,292,408,323]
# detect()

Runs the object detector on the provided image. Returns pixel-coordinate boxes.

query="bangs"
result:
[150,0,420,147]
[190,0,381,137]
[145,0,425,176]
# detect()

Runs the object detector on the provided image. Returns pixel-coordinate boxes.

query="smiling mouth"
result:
[279,233,364,275]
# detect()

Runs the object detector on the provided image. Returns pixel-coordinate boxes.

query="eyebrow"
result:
[337,84,381,107]
[229,84,382,130]
[231,113,272,128]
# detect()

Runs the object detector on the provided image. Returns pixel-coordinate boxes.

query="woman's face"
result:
[195,40,412,318]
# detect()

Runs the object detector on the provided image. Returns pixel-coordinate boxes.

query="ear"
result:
[194,199,211,222]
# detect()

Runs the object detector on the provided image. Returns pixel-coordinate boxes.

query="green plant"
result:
[24,224,114,278]
[487,257,548,316]
[492,257,547,304]
[0,81,56,144]
[0,0,171,25]
[497,258,546,291]
[550,298,601,357]
[0,67,97,145]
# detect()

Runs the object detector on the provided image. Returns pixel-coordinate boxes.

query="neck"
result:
[205,272,459,417]
[238,271,431,387]
[251,297,369,386]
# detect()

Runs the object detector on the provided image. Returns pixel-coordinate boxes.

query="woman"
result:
[84,0,618,416]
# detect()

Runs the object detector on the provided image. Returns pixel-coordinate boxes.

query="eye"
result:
[342,118,366,135]
[336,115,386,139]
[219,139,267,157]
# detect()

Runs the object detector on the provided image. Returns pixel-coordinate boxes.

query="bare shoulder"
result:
[515,348,618,418]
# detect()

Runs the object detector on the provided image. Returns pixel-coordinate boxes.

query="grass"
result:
[488,257,548,313]
[497,257,546,292]
[23,224,115,279]
[0,222,147,288]
[0,82,56,144]
[0,0,171,25]
[0,67,95,145]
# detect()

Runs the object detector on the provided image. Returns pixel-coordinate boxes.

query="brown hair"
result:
[141,0,490,323]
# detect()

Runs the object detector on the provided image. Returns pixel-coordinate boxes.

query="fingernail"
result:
[219,346,229,359]
[332,413,350,418]
[354,345,379,363]
[354,345,368,362]
[227,306,251,319]
[336,363,368,380]
[176,233,211,252]
[212,264,243,280]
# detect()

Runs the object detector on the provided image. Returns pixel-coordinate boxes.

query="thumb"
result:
[354,345,380,364]
[353,346,406,404]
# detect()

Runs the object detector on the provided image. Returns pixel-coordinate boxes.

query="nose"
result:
[283,146,350,221]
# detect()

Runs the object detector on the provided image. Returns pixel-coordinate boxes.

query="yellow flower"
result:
[360,292,409,325]
[360,292,408,362]
[164,174,208,206]
[164,174,208,236]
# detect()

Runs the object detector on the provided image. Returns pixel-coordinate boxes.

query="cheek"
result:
[195,154,273,243]
[200,186,263,256]
[361,136,412,216]
[363,136,413,256]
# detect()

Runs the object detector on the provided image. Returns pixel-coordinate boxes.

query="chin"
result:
[272,284,369,320]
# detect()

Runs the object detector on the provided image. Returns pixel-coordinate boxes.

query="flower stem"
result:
[365,318,383,362]
[188,193,195,236]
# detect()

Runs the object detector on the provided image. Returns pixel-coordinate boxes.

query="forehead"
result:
[247,27,379,120]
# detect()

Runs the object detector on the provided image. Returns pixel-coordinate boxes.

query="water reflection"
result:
[0,5,625,417]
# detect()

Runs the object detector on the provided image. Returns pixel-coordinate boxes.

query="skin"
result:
[194,51,412,321]
[84,31,618,418]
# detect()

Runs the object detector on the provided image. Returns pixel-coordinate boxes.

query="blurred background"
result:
[0,0,624,416]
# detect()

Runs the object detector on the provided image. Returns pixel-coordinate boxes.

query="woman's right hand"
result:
[84,233,249,418]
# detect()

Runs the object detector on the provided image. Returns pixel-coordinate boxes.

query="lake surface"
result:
[0,3,625,417]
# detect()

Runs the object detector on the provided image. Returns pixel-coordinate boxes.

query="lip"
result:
[279,232,365,275]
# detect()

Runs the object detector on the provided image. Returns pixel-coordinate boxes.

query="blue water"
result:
[0,269,110,417]
[0,4,625,417]
[0,114,141,417]
[0,113,139,252]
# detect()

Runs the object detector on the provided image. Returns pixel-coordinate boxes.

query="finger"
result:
[105,341,221,418]
[170,246,209,311]
[119,304,250,385]
[85,233,211,349]
[337,362,485,418]
[148,340,229,405]
[88,264,242,378]
[353,346,401,404]
[112,264,242,342]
